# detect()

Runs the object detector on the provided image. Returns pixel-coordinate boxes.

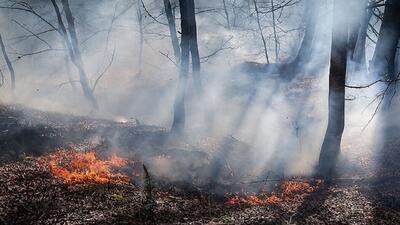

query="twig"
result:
[12,19,53,49]
[140,0,168,25]
[159,51,178,67]
[92,46,116,93]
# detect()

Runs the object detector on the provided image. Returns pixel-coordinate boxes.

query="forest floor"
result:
[0,104,399,224]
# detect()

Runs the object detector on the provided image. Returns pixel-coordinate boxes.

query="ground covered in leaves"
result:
[0,104,399,224]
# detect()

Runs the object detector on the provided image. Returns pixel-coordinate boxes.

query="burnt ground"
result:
[0,104,400,224]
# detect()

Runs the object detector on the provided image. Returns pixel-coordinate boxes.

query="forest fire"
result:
[226,180,320,205]
[41,150,130,184]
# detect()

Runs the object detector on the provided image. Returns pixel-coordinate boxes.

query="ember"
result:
[226,180,320,205]
[41,150,130,184]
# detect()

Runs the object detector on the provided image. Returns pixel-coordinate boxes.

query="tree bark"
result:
[186,0,203,94]
[371,0,400,78]
[371,0,400,110]
[222,0,231,29]
[60,0,99,110]
[318,0,349,178]
[50,0,77,90]
[352,2,372,72]
[137,0,144,75]
[253,0,270,64]
[271,0,279,62]
[171,0,192,134]
[291,0,317,66]
[0,33,15,89]
[163,0,180,63]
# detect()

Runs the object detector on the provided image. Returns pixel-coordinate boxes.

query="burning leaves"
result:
[226,180,321,205]
[40,150,130,184]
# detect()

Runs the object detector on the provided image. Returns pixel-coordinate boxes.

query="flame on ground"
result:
[41,150,130,184]
[226,180,321,205]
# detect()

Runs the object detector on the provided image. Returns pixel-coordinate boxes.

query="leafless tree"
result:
[50,0,99,110]
[171,0,202,134]
[0,33,15,89]
[163,0,180,63]
[318,0,352,178]
[253,0,270,63]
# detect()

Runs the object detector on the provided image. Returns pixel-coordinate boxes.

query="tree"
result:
[318,0,350,178]
[0,33,15,89]
[51,0,99,110]
[222,0,231,29]
[163,0,180,63]
[253,0,270,64]
[137,0,144,76]
[186,0,202,94]
[352,0,372,72]
[371,0,400,77]
[289,0,318,68]
[171,0,202,134]
[370,0,400,110]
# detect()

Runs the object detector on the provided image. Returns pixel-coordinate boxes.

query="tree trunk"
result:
[253,0,270,64]
[318,0,349,178]
[222,0,231,29]
[60,0,99,110]
[352,2,372,72]
[371,0,400,78]
[371,0,400,110]
[291,0,317,66]
[163,0,180,63]
[186,0,203,94]
[137,0,144,75]
[271,0,279,62]
[0,33,15,89]
[171,0,192,134]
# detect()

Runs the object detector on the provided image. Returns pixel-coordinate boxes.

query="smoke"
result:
[0,0,395,185]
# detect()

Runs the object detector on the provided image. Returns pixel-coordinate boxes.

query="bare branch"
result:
[92,46,116,93]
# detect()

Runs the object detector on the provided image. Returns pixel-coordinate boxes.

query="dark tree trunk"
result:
[371,0,400,78]
[186,0,203,93]
[60,0,99,110]
[318,0,349,178]
[371,0,400,110]
[0,34,15,89]
[171,0,192,134]
[163,0,180,63]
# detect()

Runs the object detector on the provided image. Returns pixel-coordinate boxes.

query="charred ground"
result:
[0,105,399,224]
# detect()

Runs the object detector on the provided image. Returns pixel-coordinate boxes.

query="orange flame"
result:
[42,150,130,184]
[226,180,320,205]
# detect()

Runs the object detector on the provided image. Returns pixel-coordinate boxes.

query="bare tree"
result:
[0,33,15,89]
[171,0,190,134]
[318,0,350,178]
[51,0,99,110]
[137,0,144,76]
[222,0,231,29]
[371,0,400,78]
[187,0,203,94]
[163,0,180,63]
[370,0,400,110]
[271,0,279,62]
[352,0,373,72]
[50,0,77,90]
[253,0,270,63]
[171,0,202,134]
